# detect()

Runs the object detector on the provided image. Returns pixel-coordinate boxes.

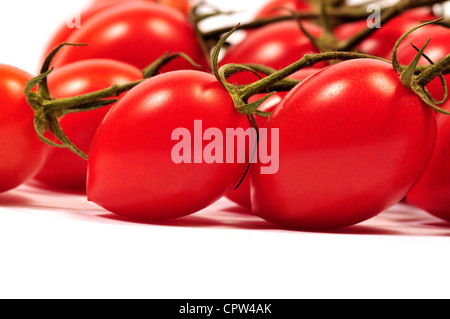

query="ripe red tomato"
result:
[221,20,323,84]
[32,59,142,193]
[401,25,450,223]
[43,0,191,59]
[256,0,313,18]
[407,114,450,223]
[251,59,437,231]
[50,2,208,71]
[335,8,436,59]
[0,65,49,193]
[87,70,251,221]
[225,68,321,209]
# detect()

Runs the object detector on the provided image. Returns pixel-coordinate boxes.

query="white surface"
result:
[1,0,450,300]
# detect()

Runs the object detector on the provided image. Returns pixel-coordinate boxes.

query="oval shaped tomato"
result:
[220,20,323,85]
[51,2,208,72]
[407,115,450,223]
[32,59,142,193]
[251,59,437,231]
[0,65,49,193]
[335,8,436,59]
[401,25,450,222]
[87,70,251,221]
[224,68,322,209]
[43,0,191,59]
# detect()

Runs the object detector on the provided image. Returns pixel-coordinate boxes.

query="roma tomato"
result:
[0,65,49,193]
[221,20,323,84]
[33,59,142,193]
[43,0,191,59]
[256,0,313,18]
[225,68,321,209]
[402,26,450,222]
[50,2,208,71]
[406,115,450,223]
[335,8,436,59]
[87,70,251,221]
[251,59,437,231]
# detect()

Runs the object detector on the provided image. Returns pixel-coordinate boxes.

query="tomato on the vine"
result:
[251,59,437,231]
[87,70,251,221]
[32,59,142,193]
[221,20,323,84]
[50,2,208,72]
[401,25,450,223]
[0,65,49,194]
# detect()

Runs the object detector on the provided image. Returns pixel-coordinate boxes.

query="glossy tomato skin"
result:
[224,68,321,209]
[221,21,323,85]
[87,70,251,221]
[256,0,313,18]
[51,2,208,72]
[407,115,450,223]
[43,0,191,59]
[402,26,450,222]
[251,59,437,231]
[224,94,283,210]
[33,60,142,193]
[335,8,436,59]
[0,65,49,193]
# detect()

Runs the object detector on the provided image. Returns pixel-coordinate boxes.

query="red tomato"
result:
[407,115,450,223]
[87,70,251,221]
[32,60,142,193]
[256,0,313,18]
[335,8,436,59]
[50,2,208,71]
[402,25,450,223]
[221,20,323,84]
[0,65,49,193]
[251,59,437,231]
[43,0,191,59]
[224,68,322,209]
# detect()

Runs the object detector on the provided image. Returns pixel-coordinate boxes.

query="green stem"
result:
[25,45,201,159]
[42,80,145,112]
[238,52,389,100]
[417,54,450,86]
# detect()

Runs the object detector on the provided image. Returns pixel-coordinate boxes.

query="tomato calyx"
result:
[25,43,199,159]
[211,24,393,120]
[392,18,450,115]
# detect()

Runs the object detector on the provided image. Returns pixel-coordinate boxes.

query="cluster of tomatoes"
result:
[1,0,450,232]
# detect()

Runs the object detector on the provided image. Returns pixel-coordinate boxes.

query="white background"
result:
[1,0,450,299]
